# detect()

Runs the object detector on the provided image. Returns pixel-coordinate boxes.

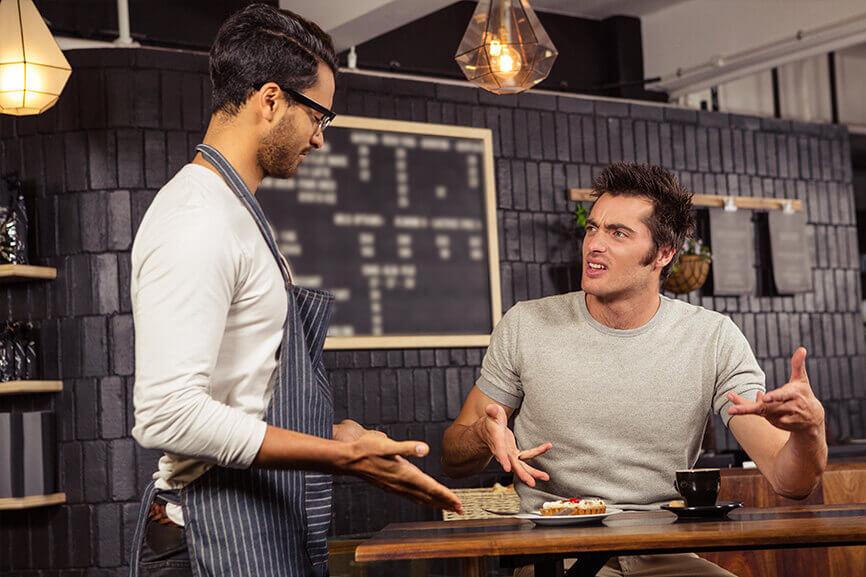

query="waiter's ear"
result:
[254,82,284,122]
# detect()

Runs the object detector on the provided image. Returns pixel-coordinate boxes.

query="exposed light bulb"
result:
[499,53,515,73]
[487,38,522,80]
[0,63,25,92]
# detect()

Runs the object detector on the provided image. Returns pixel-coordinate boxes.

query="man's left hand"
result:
[333,419,384,443]
[726,347,825,432]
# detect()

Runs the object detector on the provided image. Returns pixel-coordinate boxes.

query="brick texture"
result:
[0,48,863,575]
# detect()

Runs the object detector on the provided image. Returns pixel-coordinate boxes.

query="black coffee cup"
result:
[674,468,720,507]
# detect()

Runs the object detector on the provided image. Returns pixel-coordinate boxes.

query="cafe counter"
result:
[703,461,866,577]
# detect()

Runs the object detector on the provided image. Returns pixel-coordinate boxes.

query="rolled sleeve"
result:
[477,375,523,409]
[478,304,524,409]
[713,317,766,428]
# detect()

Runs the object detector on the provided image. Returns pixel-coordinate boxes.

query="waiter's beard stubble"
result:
[258,112,309,179]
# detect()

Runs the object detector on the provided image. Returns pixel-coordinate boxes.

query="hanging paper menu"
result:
[768,210,813,294]
[709,208,756,295]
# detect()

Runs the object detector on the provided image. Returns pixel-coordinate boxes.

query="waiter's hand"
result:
[344,432,464,514]
[727,347,825,432]
[332,419,378,443]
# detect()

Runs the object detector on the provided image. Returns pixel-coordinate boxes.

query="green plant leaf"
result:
[575,205,587,230]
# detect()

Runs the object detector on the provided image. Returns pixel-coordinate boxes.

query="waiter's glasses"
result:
[260,82,336,133]
[279,85,336,134]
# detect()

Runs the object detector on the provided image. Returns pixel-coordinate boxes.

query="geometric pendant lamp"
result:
[455,0,557,95]
[0,0,72,115]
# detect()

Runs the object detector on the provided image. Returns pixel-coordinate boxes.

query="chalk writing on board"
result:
[257,117,501,349]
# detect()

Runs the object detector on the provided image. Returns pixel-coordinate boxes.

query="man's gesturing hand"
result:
[476,404,552,487]
[345,432,463,514]
[727,347,825,432]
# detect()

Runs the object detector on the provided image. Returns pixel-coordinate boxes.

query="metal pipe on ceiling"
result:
[650,12,866,98]
[113,0,137,45]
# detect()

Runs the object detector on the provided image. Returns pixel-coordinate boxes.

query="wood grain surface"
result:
[355,504,866,562]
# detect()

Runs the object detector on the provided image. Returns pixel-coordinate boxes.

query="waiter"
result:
[128,4,462,577]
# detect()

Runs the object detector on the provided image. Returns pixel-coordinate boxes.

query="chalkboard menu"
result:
[257,116,501,350]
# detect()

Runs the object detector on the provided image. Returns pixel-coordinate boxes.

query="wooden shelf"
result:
[0,492,66,511]
[0,380,63,395]
[0,264,57,284]
[570,189,804,212]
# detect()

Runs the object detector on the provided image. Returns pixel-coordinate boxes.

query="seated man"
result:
[442,162,827,576]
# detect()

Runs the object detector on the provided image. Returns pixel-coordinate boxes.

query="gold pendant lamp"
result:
[0,0,72,115]
[455,0,558,95]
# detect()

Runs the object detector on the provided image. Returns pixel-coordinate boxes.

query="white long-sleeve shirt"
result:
[131,163,289,490]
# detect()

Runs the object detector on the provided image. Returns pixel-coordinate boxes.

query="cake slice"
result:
[540,497,606,516]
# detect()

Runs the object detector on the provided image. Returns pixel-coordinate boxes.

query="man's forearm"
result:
[441,419,493,478]
[253,425,353,473]
[770,425,828,499]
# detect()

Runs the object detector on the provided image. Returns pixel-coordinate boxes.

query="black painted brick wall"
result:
[0,48,863,576]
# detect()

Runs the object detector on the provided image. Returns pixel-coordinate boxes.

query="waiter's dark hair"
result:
[591,162,695,281]
[209,3,338,115]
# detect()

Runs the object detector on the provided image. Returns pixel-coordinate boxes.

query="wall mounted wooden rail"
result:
[0,264,57,284]
[570,189,803,212]
[0,380,63,395]
[0,493,66,511]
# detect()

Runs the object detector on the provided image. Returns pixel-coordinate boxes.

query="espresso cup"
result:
[674,468,721,507]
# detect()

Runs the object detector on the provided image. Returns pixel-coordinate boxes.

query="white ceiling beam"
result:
[530,0,689,20]
[648,11,866,98]
[279,0,457,52]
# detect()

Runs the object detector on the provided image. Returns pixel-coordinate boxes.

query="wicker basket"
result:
[442,485,521,521]
[663,254,711,294]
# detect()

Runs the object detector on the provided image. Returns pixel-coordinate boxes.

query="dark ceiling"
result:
[39,0,274,50]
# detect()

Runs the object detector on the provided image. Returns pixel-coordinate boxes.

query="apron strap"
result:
[195,144,291,286]
[128,481,159,577]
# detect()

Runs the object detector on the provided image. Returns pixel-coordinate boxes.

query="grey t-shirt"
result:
[477,291,764,512]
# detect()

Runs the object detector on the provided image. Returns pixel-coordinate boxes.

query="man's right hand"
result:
[476,404,551,487]
[344,432,464,514]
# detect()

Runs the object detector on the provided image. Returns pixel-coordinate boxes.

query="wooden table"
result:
[354,504,866,577]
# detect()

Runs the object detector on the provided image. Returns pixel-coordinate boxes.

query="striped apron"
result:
[130,144,335,577]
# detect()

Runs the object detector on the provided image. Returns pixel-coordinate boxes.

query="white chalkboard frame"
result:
[322,115,502,350]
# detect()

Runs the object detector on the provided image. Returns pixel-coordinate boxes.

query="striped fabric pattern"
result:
[128,481,158,573]
[291,288,335,566]
[131,144,336,577]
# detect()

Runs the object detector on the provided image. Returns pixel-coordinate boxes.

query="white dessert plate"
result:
[515,508,624,526]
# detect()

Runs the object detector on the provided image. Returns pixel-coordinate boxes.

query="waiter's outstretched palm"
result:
[348,432,464,514]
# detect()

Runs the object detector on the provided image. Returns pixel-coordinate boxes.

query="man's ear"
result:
[656,245,676,270]
[253,82,284,122]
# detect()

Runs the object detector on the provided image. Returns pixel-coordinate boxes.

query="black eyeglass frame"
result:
[265,83,336,133]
